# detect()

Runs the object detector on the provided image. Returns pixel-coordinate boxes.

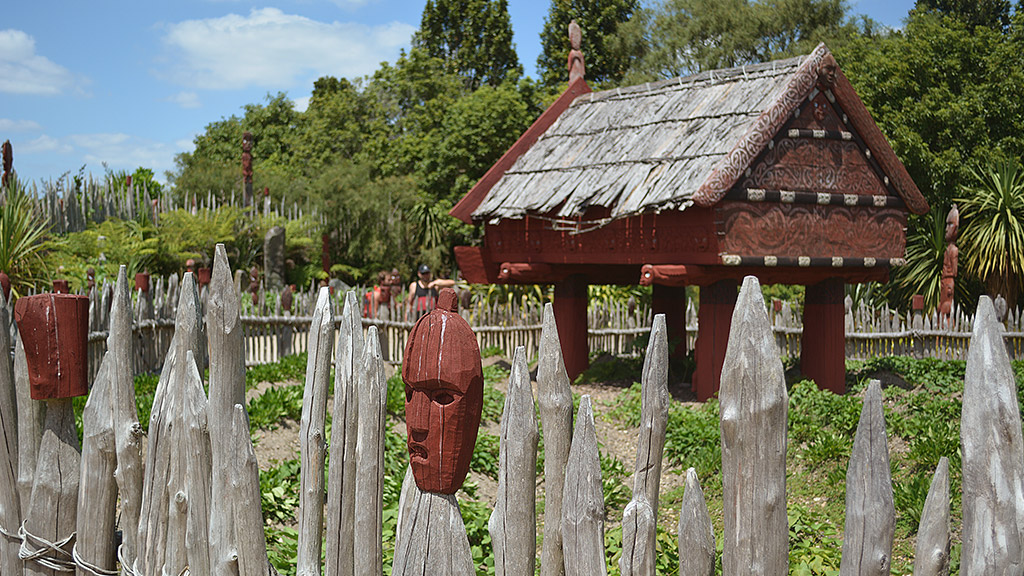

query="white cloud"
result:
[160,8,414,90]
[0,30,74,95]
[292,95,311,113]
[168,91,202,108]
[21,134,73,154]
[0,118,42,132]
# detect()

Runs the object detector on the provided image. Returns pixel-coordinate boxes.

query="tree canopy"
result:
[536,0,643,89]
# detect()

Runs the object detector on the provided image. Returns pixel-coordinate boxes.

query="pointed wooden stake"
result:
[537,303,573,576]
[391,486,475,576]
[620,314,669,576]
[297,287,334,576]
[15,331,45,511]
[913,457,950,576]
[227,404,271,576]
[960,296,1024,573]
[0,288,20,576]
[490,346,539,576]
[354,327,386,575]
[562,395,606,576]
[326,291,363,576]
[720,276,787,576]
[678,468,715,576]
[839,380,894,576]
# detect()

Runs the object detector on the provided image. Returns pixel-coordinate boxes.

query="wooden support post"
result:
[693,279,737,401]
[801,278,846,394]
[652,284,687,360]
[354,327,386,575]
[553,275,589,381]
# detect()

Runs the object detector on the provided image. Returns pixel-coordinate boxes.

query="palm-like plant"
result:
[956,160,1024,308]
[0,178,50,298]
[893,208,946,312]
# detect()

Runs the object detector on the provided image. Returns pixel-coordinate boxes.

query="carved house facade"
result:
[451,43,928,398]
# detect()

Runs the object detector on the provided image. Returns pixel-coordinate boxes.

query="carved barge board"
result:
[489,346,539,576]
[839,380,895,576]
[620,314,669,576]
[537,304,574,576]
[960,296,1024,574]
[719,276,788,576]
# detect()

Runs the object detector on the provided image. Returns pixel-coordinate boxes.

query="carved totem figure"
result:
[1,140,12,188]
[567,20,585,84]
[402,288,483,494]
[938,204,959,320]
[242,131,254,207]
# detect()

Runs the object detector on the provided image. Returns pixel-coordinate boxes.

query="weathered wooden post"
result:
[620,314,669,576]
[14,331,44,518]
[207,244,271,576]
[391,488,475,576]
[562,395,606,576]
[136,272,208,576]
[75,266,143,576]
[490,346,539,576]
[839,380,895,575]
[325,290,362,576]
[353,327,386,575]
[0,288,21,576]
[537,303,573,576]
[960,295,1024,573]
[720,276,788,575]
[913,457,950,576]
[297,288,333,576]
[677,468,715,576]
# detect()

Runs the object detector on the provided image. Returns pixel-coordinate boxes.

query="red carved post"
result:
[14,293,90,399]
[1,140,12,188]
[567,20,585,84]
[134,272,150,293]
[801,278,845,394]
[242,131,254,208]
[0,271,10,302]
[938,205,959,324]
[401,288,483,494]
[553,274,589,381]
[652,284,687,362]
[52,279,69,294]
[197,267,212,287]
[693,279,738,401]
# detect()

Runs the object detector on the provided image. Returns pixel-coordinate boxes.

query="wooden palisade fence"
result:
[3,246,1024,574]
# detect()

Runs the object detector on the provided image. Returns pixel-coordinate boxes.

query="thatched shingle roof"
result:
[457,43,927,224]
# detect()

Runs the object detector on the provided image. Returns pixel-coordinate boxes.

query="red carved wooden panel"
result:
[716,201,906,259]
[742,138,887,195]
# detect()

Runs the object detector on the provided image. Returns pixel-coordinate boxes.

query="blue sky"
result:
[0,0,916,186]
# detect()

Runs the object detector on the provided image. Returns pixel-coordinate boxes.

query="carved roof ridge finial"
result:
[568,20,585,84]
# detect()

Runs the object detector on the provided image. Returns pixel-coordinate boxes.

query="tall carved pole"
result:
[567,20,585,84]
[1,140,12,189]
[241,131,254,208]
[937,205,959,324]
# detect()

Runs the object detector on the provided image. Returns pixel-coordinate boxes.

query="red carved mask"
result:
[402,288,483,494]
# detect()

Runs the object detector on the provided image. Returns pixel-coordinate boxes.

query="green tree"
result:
[624,0,864,81]
[956,161,1024,307]
[915,0,1013,29]
[292,77,372,170]
[413,0,523,89]
[537,0,642,89]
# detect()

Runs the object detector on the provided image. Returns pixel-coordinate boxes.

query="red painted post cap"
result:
[912,294,925,311]
[14,293,90,399]
[135,272,150,293]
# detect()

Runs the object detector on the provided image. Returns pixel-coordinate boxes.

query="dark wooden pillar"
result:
[693,279,738,401]
[802,278,845,394]
[554,274,589,381]
[652,284,687,359]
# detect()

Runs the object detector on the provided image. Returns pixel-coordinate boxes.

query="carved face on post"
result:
[945,204,959,243]
[402,288,483,494]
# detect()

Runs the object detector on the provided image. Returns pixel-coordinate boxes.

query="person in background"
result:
[365,270,392,318]
[406,264,454,321]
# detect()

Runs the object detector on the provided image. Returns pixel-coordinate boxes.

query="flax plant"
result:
[956,160,1024,308]
[0,178,50,297]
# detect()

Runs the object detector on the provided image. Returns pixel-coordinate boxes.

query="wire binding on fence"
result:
[73,541,119,576]
[117,543,137,576]
[18,521,77,572]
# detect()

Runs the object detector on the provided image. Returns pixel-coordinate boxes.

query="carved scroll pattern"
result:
[717,202,906,259]
[742,139,887,195]
[693,45,831,207]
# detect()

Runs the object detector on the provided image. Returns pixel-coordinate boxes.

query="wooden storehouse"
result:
[451,43,928,399]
